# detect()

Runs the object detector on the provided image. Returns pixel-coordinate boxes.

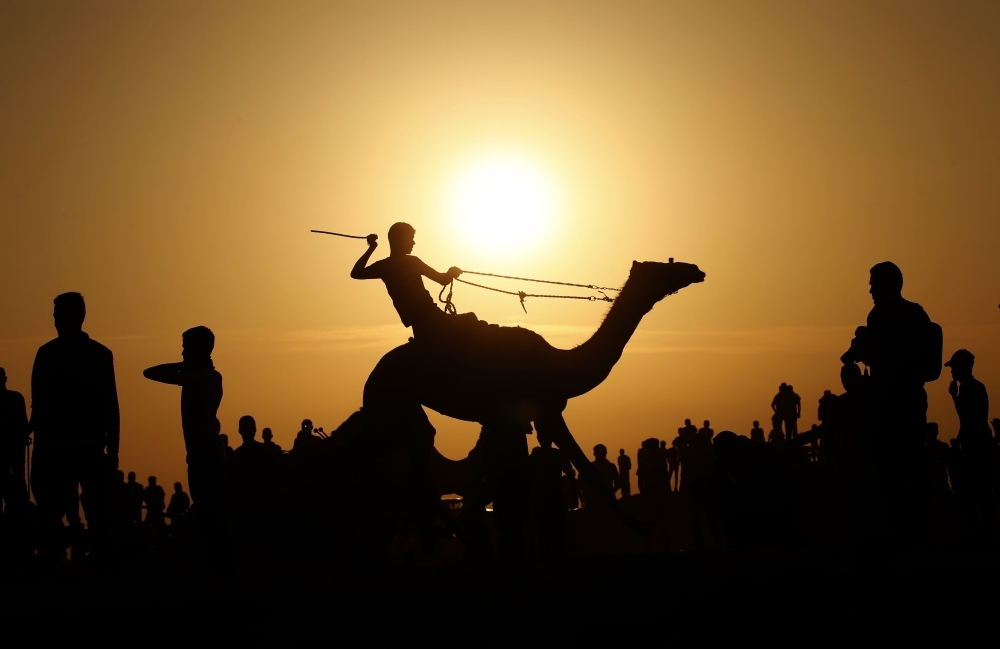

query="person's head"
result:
[780,382,787,391]
[53,292,85,336]
[593,444,608,459]
[262,427,273,442]
[0,367,6,389]
[387,222,416,255]
[840,362,863,392]
[219,433,229,447]
[537,426,552,448]
[148,476,157,486]
[115,470,125,482]
[823,390,832,397]
[238,415,257,442]
[926,422,940,441]
[869,262,904,305]
[301,419,313,432]
[753,420,759,427]
[684,418,691,426]
[660,440,666,449]
[127,471,136,483]
[619,448,625,456]
[945,349,975,382]
[174,482,183,493]
[703,420,710,428]
[182,326,215,361]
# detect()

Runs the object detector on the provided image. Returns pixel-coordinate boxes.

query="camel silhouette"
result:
[363,259,706,532]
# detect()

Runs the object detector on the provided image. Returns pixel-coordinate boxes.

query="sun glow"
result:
[449,156,557,257]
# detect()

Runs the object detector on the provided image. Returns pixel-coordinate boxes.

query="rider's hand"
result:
[367,234,378,247]
[448,266,462,279]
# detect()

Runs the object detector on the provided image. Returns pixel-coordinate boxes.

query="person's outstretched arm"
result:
[143,363,186,386]
[350,235,381,279]
[415,258,462,286]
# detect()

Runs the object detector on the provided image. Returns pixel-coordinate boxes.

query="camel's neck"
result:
[555,279,656,397]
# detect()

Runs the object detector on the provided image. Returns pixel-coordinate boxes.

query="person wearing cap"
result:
[840,261,941,542]
[946,349,993,540]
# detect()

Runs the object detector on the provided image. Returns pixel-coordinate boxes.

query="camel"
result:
[361,259,706,538]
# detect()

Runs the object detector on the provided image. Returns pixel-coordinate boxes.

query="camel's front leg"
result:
[536,410,653,535]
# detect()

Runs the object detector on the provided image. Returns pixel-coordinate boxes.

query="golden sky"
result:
[2,1,998,485]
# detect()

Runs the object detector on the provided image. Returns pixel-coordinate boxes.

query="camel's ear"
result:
[631,260,640,270]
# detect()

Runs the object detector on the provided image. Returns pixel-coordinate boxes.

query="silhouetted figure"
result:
[143,476,166,529]
[125,471,144,525]
[30,293,119,566]
[750,420,765,443]
[219,433,235,464]
[261,427,282,456]
[528,427,573,558]
[351,223,462,344]
[143,326,228,568]
[617,449,632,497]
[841,262,942,541]
[675,419,698,492]
[818,390,837,425]
[637,438,669,496]
[166,482,190,523]
[945,349,993,540]
[0,367,30,553]
[924,423,951,499]
[667,440,681,491]
[771,384,801,439]
[768,428,785,445]
[293,419,321,452]
[580,444,620,507]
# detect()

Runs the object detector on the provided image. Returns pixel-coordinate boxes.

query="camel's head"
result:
[628,259,706,302]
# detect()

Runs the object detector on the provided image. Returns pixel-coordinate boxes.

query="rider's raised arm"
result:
[350,234,381,280]
[415,257,462,286]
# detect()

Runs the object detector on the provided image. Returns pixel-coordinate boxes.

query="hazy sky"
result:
[2,1,998,485]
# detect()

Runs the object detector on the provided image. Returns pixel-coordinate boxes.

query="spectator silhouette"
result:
[580,444,620,507]
[946,349,993,540]
[923,423,951,499]
[818,390,837,426]
[293,419,321,451]
[219,433,235,464]
[261,427,283,456]
[617,449,632,497]
[771,384,801,439]
[0,366,30,554]
[125,471,144,525]
[143,326,228,568]
[30,293,119,566]
[143,476,166,529]
[768,428,785,445]
[841,261,941,541]
[166,482,190,523]
[750,420,765,443]
[528,427,573,558]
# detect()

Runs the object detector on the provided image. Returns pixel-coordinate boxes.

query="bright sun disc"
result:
[449,157,556,256]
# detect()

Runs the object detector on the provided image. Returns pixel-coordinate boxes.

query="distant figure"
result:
[923,423,951,499]
[0,367,30,542]
[143,476,166,529]
[125,471,144,525]
[945,349,992,540]
[580,444,619,508]
[617,449,632,497]
[698,420,714,441]
[818,390,837,426]
[219,433,235,464]
[750,420,765,443]
[667,440,681,491]
[30,293,120,565]
[143,326,228,567]
[350,223,462,343]
[261,427,282,456]
[528,427,574,557]
[841,261,942,541]
[166,482,190,523]
[234,415,266,458]
[293,419,321,451]
[771,384,801,439]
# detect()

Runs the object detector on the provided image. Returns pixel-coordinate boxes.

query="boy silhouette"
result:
[351,223,462,342]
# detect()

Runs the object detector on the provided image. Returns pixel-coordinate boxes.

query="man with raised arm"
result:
[143,326,227,567]
[351,223,463,342]
[30,292,120,566]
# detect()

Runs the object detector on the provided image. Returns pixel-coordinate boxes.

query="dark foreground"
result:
[2,543,997,644]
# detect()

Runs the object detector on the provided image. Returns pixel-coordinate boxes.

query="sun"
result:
[448,156,557,257]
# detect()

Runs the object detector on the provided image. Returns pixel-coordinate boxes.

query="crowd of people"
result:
[0,259,997,569]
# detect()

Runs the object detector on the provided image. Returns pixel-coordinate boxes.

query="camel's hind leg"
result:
[536,410,653,536]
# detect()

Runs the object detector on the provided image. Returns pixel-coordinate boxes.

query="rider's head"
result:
[869,262,904,305]
[388,222,416,255]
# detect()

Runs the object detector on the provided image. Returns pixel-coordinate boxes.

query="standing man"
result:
[617,448,632,498]
[0,367,31,553]
[143,326,227,568]
[30,293,120,566]
[784,385,802,439]
[841,261,941,541]
[945,349,993,540]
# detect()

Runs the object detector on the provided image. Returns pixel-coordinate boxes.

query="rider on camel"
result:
[351,222,463,344]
